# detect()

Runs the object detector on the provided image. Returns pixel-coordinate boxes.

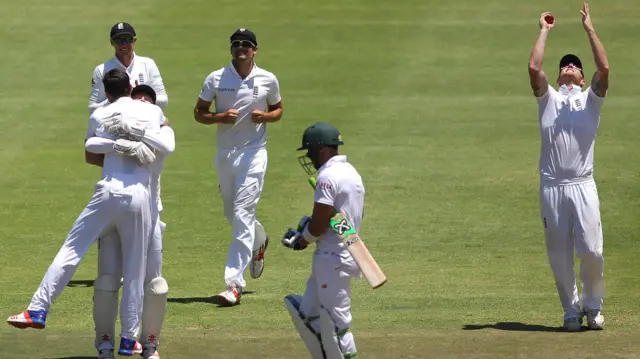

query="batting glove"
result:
[103,114,146,141]
[113,139,156,165]
[281,228,305,250]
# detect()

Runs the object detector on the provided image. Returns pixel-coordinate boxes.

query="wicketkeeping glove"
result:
[113,138,156,165]
[103,113,146,141]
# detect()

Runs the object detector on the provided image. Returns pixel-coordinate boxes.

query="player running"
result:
[528,1,609,331]
[7,69,169,354]
[282,122,363,359]
[86,85,175,359]
[193,28,283,306]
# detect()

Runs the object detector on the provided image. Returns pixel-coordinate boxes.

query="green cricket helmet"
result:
[297,122,344,151]
[297,122,344,175]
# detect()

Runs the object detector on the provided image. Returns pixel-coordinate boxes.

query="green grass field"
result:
[2,0,640,358]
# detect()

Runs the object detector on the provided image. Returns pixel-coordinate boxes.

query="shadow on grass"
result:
[46,357,96,359]
[168,291,255,307]
[66,280,94,288]
[463,322,564,332]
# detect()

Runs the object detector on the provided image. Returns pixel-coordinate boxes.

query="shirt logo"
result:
[317,182,333,191]
[333,219,352,236]
[138,73,144,84]
[253,86,259,100]
[218,88,236,92]
[574,98,583,110]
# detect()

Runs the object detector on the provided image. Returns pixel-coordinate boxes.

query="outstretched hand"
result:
[539,12,555,31]
[580,1,594,32]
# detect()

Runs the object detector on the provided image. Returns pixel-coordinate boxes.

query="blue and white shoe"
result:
[118,337,142,356]
[7,310,47,329]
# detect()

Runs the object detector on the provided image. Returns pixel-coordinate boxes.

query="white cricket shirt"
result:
[148,125,175,213]
[199,62,281,150]
[86,97,164,187]
[537,84,605,185]
[89,53,169,114]
[314,155,365,249]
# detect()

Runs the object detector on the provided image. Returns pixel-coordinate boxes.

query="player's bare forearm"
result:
[193,98,223,125]
[194,108,222,125]
[586,29,609,96]
[309,202,334,237]
[528,29,550,96]
[262,107,283,123]
[85,150,104,167]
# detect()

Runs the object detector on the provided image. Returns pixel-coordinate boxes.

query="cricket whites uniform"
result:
[199,61,281,290]
[93,123,174,356]
[7,97,163,343]
[537,83,606,320]
[89,54,168,114]
[299,155,364,357]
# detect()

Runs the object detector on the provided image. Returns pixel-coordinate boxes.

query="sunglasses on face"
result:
[231,40,256,48]
[113,37,135,45]
[561,63,582,71]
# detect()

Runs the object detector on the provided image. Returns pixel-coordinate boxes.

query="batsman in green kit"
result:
[282,122,364,359]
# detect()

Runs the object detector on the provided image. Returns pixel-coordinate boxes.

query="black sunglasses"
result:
[113,37,135,45]
[231,40,256,48]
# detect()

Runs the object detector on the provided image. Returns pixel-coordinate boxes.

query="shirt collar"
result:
[229,61,258,79]
[114,97,133,104]
[319,155,347,172]
[113,53,137,69]
[559,84,582,96]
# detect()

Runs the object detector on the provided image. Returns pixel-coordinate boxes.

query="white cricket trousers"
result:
[215,147,267,289]
[28,178,152,340]
[299,248,360,354]
[98,216,165,284]
[540,180,605,320]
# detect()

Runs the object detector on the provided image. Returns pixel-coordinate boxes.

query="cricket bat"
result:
[308,176,387,289]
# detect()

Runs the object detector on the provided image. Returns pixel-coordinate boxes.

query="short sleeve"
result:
[267,75,282,106]
[536,84,554,104]
[314,173,337,206]
[587,86,605,110]
[199,73,216,102]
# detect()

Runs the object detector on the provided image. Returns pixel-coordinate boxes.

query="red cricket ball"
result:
[545,15,554,24]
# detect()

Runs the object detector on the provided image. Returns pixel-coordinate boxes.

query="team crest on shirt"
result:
[574,98,583,110]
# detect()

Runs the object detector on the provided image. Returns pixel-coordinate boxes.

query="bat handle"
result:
[308,176,317,190]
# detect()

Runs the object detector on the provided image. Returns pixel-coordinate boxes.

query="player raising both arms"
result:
[282,123,363,359]
[528,1,609,331]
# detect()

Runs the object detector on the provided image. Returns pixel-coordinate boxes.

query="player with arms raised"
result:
[282,122,363,359]
[528,1,609,331]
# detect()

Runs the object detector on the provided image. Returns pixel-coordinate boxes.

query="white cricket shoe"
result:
[563,317,583,332]
[250,236,269,279]
[143,346,160,359]
[98,349,115,359]
[216,286,241,307]
[585,309,605,330]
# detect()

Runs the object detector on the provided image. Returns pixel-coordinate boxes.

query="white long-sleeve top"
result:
[88,53,169,114]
